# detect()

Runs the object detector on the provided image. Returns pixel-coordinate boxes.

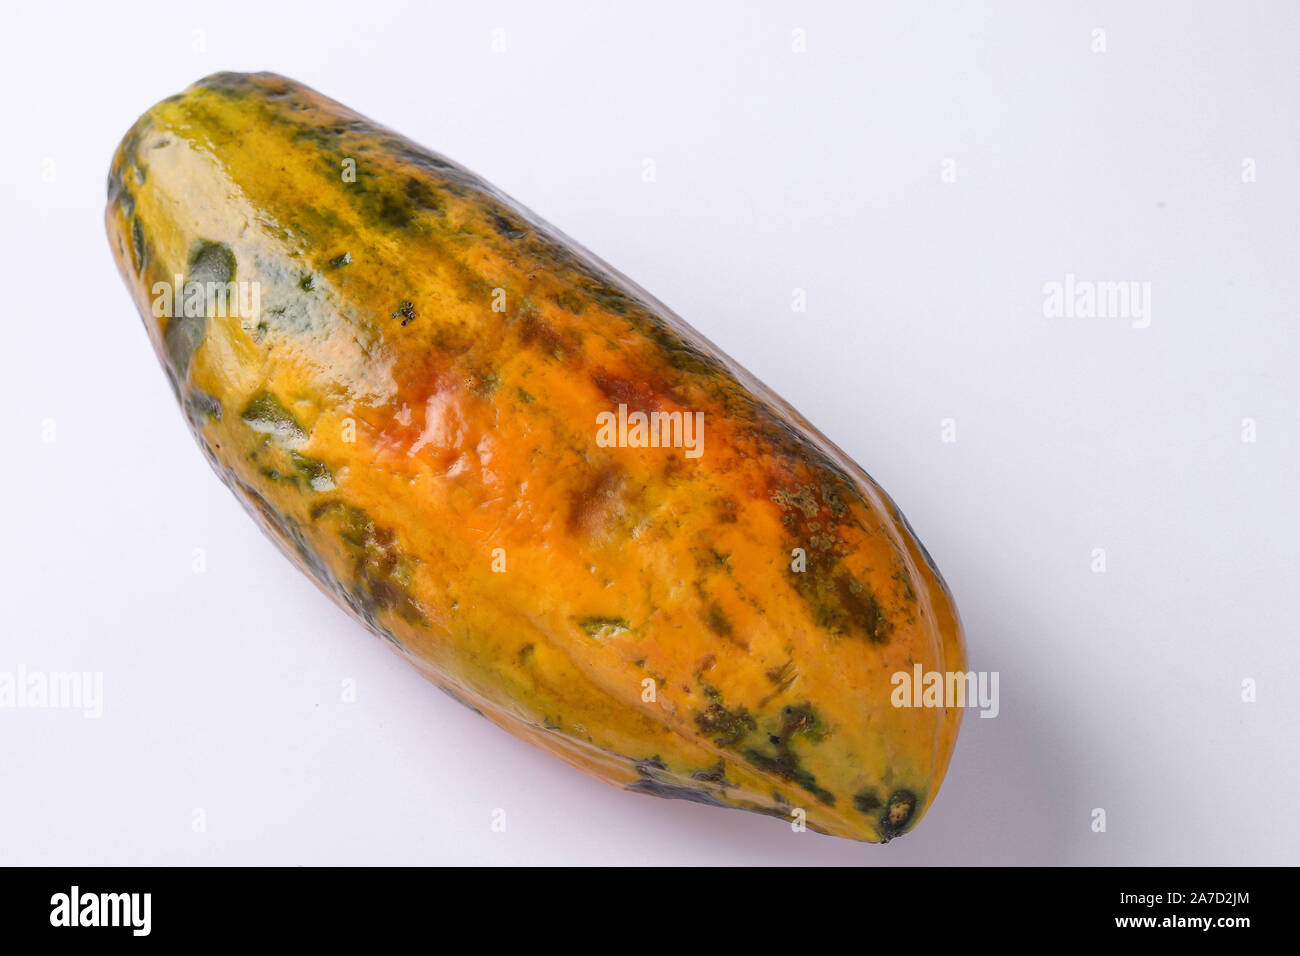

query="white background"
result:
[1,0,1297,865]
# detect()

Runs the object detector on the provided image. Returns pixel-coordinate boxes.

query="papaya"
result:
[105,72,966,842]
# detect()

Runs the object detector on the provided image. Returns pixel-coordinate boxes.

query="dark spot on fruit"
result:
[791,566,893,644]
[189,239,237,285]
[290,452,336,491]
[690,761,729,785]
[404,176,444,214]
[591,369,668,412]
[766,660,795,686]
[694,699,756,747]
[854,788,883,813]
[240,390,307,445]
[703,603,746,648]
[391,301,417,326]
[518,310,574,360]
[130,218,146,275]
[377,192,414,229]
[629,759,727,807]
[163,240,236,380]
[309,499,425,628]
[743,748,834,806]
[880,789,918,841]
[490,210,526,240]
[777,702,825,742]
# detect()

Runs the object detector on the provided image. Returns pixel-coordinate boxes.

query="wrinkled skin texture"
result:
[106,72,966,841]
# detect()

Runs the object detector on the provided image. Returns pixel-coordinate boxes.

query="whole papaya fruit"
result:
[106,72,966,842]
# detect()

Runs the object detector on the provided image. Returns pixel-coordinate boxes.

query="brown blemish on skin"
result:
[759,659,798,706]
[567,465,624,538]
[518,309,576,360]
[693,687,756,747]
[690,761,730,785]
[591,368,684,412]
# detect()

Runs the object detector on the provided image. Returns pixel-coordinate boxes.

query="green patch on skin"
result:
[730,702,834,806]
[643,325,723,381]
[377,191,414,230]
[241,390,308,446]
[775,702,828,744]
[694,686,756,747]
[328,251,352,268]
[309,499,424,628]
[189,239,236,284]
[130,218,146,275]
[791,567,893,644]
[577,616,631,639]
[772,477,894,642]
[291,452,336,491]
[743,747,835,806]
[405,176,444,215]
[299,273,315,292]
[516,387,536,404]
[854,788,883,813]
[517,644,534,664]
[704,603,733,639]
[165,239,236,380]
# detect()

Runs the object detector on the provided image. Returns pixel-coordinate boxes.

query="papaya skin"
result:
[105,72,966,842]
